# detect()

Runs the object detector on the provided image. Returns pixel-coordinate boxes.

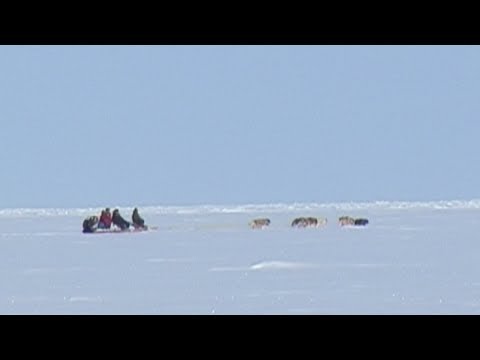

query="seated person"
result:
[131,207,147,229]
[98,208,113,229]
[82,215,99,233]
[112,209,130,231]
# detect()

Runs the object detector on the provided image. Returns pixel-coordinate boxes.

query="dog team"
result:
[249,216,369,229]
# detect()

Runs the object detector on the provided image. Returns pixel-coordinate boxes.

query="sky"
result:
[1,45,480,208]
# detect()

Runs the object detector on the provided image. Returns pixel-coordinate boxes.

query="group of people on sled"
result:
[82,207,147,233]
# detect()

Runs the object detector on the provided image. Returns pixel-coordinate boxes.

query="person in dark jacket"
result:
[132,207,147,229]
[82,215,99,233]
[112,209,130,230]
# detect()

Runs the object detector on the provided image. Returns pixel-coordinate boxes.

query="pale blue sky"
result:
[1,45,479,208]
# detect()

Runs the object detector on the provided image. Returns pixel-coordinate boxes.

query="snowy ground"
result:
[1,201,479,314]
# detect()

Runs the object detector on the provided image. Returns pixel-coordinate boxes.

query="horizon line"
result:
[2,198,480,218]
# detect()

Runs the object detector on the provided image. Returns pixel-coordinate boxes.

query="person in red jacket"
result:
[98,208,113,229]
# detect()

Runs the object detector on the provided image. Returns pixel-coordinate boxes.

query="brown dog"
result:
[249,218,271,229]
[338,216,355,226]
[339,216,369,226]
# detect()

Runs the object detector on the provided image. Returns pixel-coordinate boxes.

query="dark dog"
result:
[291,217,327,228]
[354,218,369,226]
